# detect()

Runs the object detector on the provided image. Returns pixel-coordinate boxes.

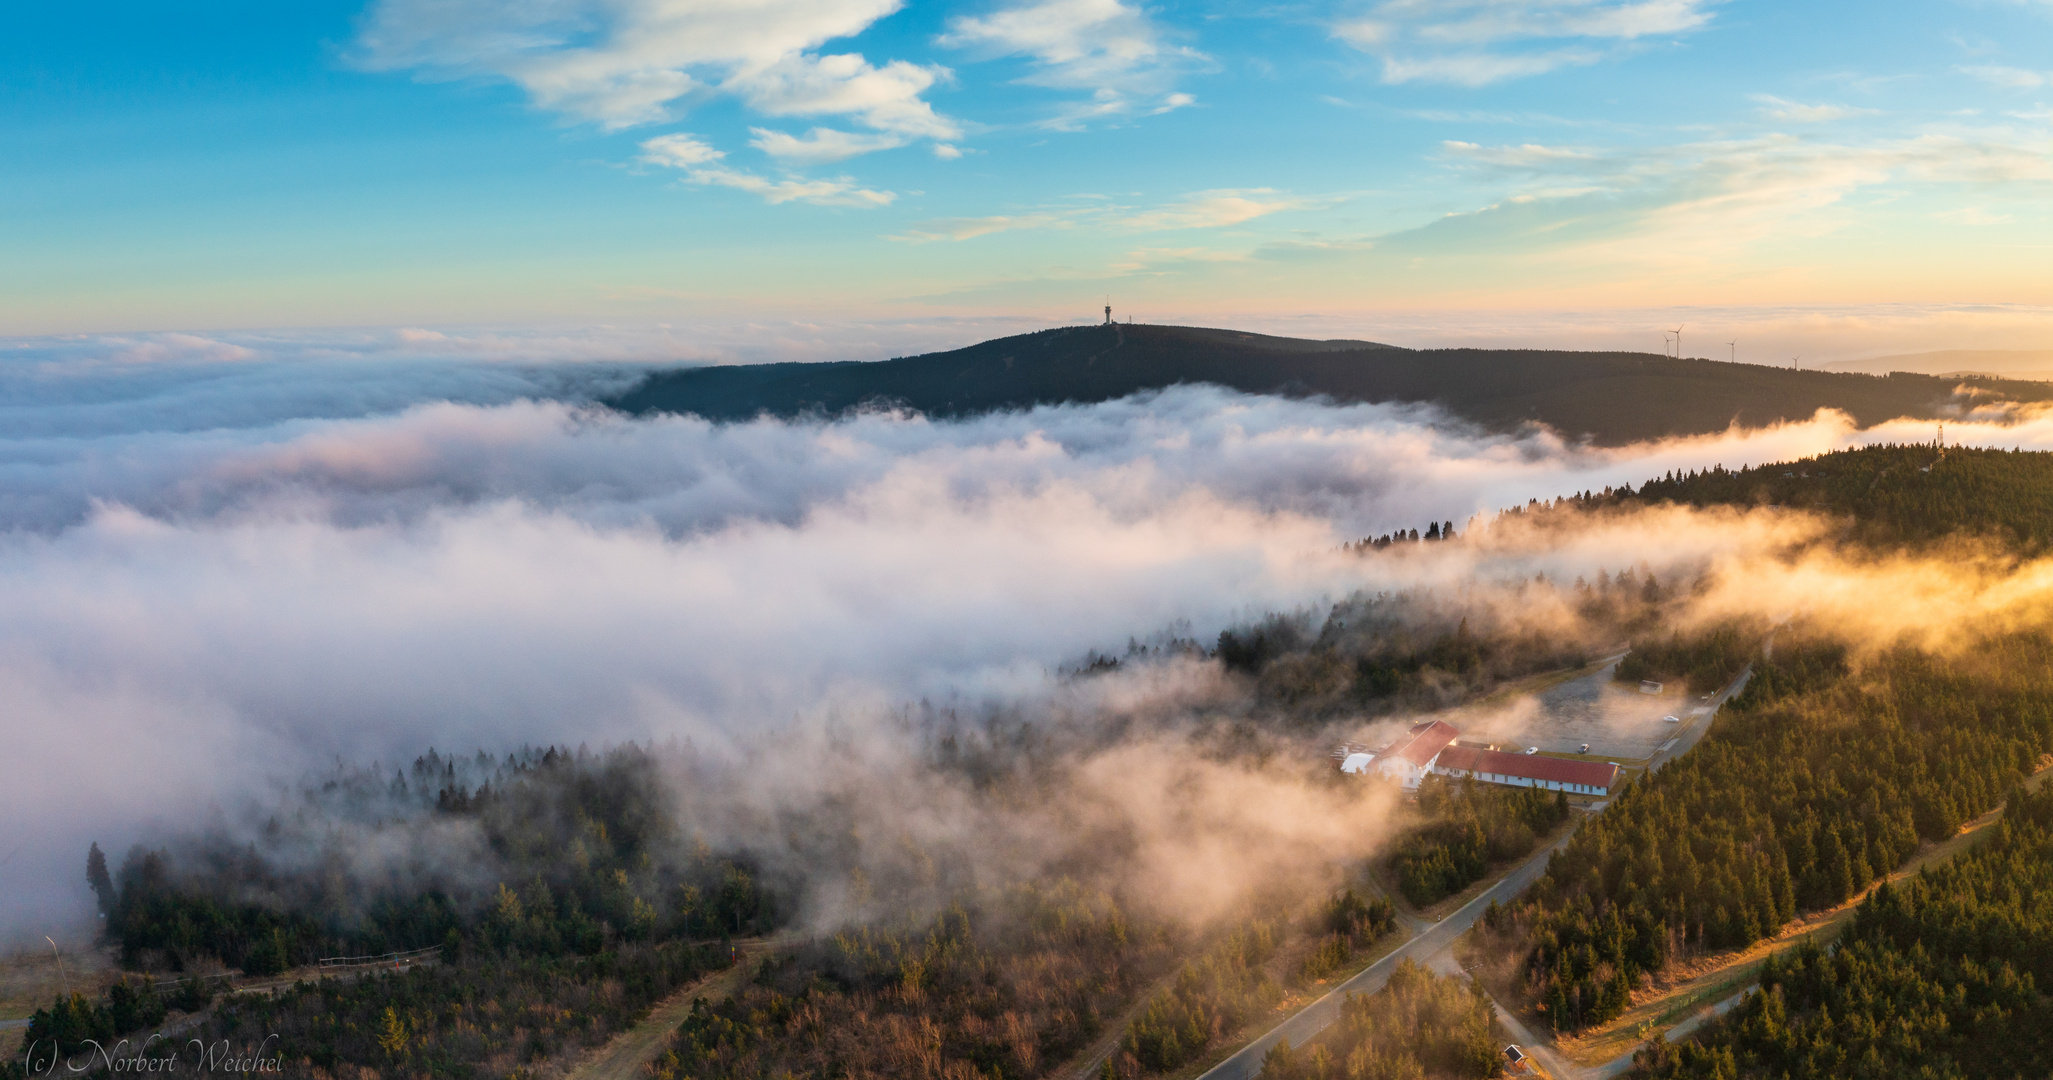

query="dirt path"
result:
[561,941,777,1080]
[1049,965,1183,1080]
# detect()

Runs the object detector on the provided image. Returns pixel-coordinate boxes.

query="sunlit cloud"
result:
[354,0,959,162]
[1114,189,1322,231]
[751,126,911,164]
[938,0,1207,126]
[1960,64,2048,90]
[640,133,897,205]
[1336,0,1718,86]
[1750,94,1877,123]
[1421,127,2053,266]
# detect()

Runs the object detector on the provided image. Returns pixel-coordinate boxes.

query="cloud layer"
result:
[20,332,2053,939]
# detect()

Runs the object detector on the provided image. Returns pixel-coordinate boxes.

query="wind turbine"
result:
[1727,340,1737,363]
[1671,325,1685,359]
[1791,356,1801,370]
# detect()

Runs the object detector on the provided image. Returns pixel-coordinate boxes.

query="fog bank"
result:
[15,341,2053,940]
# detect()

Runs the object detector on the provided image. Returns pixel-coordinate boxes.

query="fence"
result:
[315,945,443,970]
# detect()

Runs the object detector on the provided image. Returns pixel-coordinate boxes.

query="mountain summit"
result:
[609,324,2053,445]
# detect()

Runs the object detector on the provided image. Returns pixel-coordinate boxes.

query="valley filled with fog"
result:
[9,339,2053,936]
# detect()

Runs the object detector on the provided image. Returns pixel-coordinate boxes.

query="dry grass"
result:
[0,941,118,1059]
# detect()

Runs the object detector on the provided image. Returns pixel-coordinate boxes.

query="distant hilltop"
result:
[608,323,2053,446]
[1822,349,2053,384]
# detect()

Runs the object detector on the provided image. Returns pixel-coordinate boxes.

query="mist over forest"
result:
[20,332,2053,1080]
[15,337,2053,941]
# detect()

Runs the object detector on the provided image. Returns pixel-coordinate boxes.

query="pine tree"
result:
[86,842,116,920]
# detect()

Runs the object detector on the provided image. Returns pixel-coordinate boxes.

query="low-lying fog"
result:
[12,330,2053,941]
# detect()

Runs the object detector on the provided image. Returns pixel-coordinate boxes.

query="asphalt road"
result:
[1197,660,1756,1080]
[1196,821,1582,1080]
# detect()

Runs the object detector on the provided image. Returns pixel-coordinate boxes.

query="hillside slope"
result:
[608,323,2053,445]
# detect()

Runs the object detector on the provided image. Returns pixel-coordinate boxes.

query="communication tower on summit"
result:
[1104,303,1112,325]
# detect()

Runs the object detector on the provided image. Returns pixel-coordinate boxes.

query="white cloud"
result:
[939,0,1204,125]
[1115,189,1316,231]
[1960,64,2047,90]
[1421,127,2053,267]
[690,166,895,206]
[641,132,728,167]
[889,211,1083,242]
[355,0,957,158]
[729,53,962,140]
[1108,246,1249,272]
[888,188,1325,244]
[639,133,896,205]
[752,126,909,164]
[1750,94,1877,123]
[1442,140,1600,170]
[1936,206,2014,226]
[1337,0,1717,86]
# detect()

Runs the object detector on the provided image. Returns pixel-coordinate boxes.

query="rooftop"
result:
[1437,746,1620,789]
[1381,719,1461,768]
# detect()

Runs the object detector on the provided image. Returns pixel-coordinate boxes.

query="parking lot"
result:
[1451,657,1709,762]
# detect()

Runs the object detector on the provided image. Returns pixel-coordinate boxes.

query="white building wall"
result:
[1435,766,1606,795]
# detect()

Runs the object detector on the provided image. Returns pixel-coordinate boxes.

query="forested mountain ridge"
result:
[607,324,2053,445]
[1518,443,2053,553]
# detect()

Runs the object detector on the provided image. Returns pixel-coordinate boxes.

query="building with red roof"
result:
[1365,720,1461,790]
[1433,745,1618,796]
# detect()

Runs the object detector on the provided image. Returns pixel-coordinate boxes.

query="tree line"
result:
[1504,444,2053,555]
[101,743,780,978]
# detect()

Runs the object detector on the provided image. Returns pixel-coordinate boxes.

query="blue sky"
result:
[5,0,2053,351]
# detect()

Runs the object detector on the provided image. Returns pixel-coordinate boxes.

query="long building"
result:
[1432,745,1618,796]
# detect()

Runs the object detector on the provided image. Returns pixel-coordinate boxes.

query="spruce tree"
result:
[85,842,115,920]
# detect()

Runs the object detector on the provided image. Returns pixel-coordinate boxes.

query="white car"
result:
[1663,715,1682,723]
[1524,746,1539,755]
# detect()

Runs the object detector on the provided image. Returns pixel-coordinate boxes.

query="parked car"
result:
[1663,715,1682,723]
[1524,746,1539,755]
[1579,743,1590,754]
